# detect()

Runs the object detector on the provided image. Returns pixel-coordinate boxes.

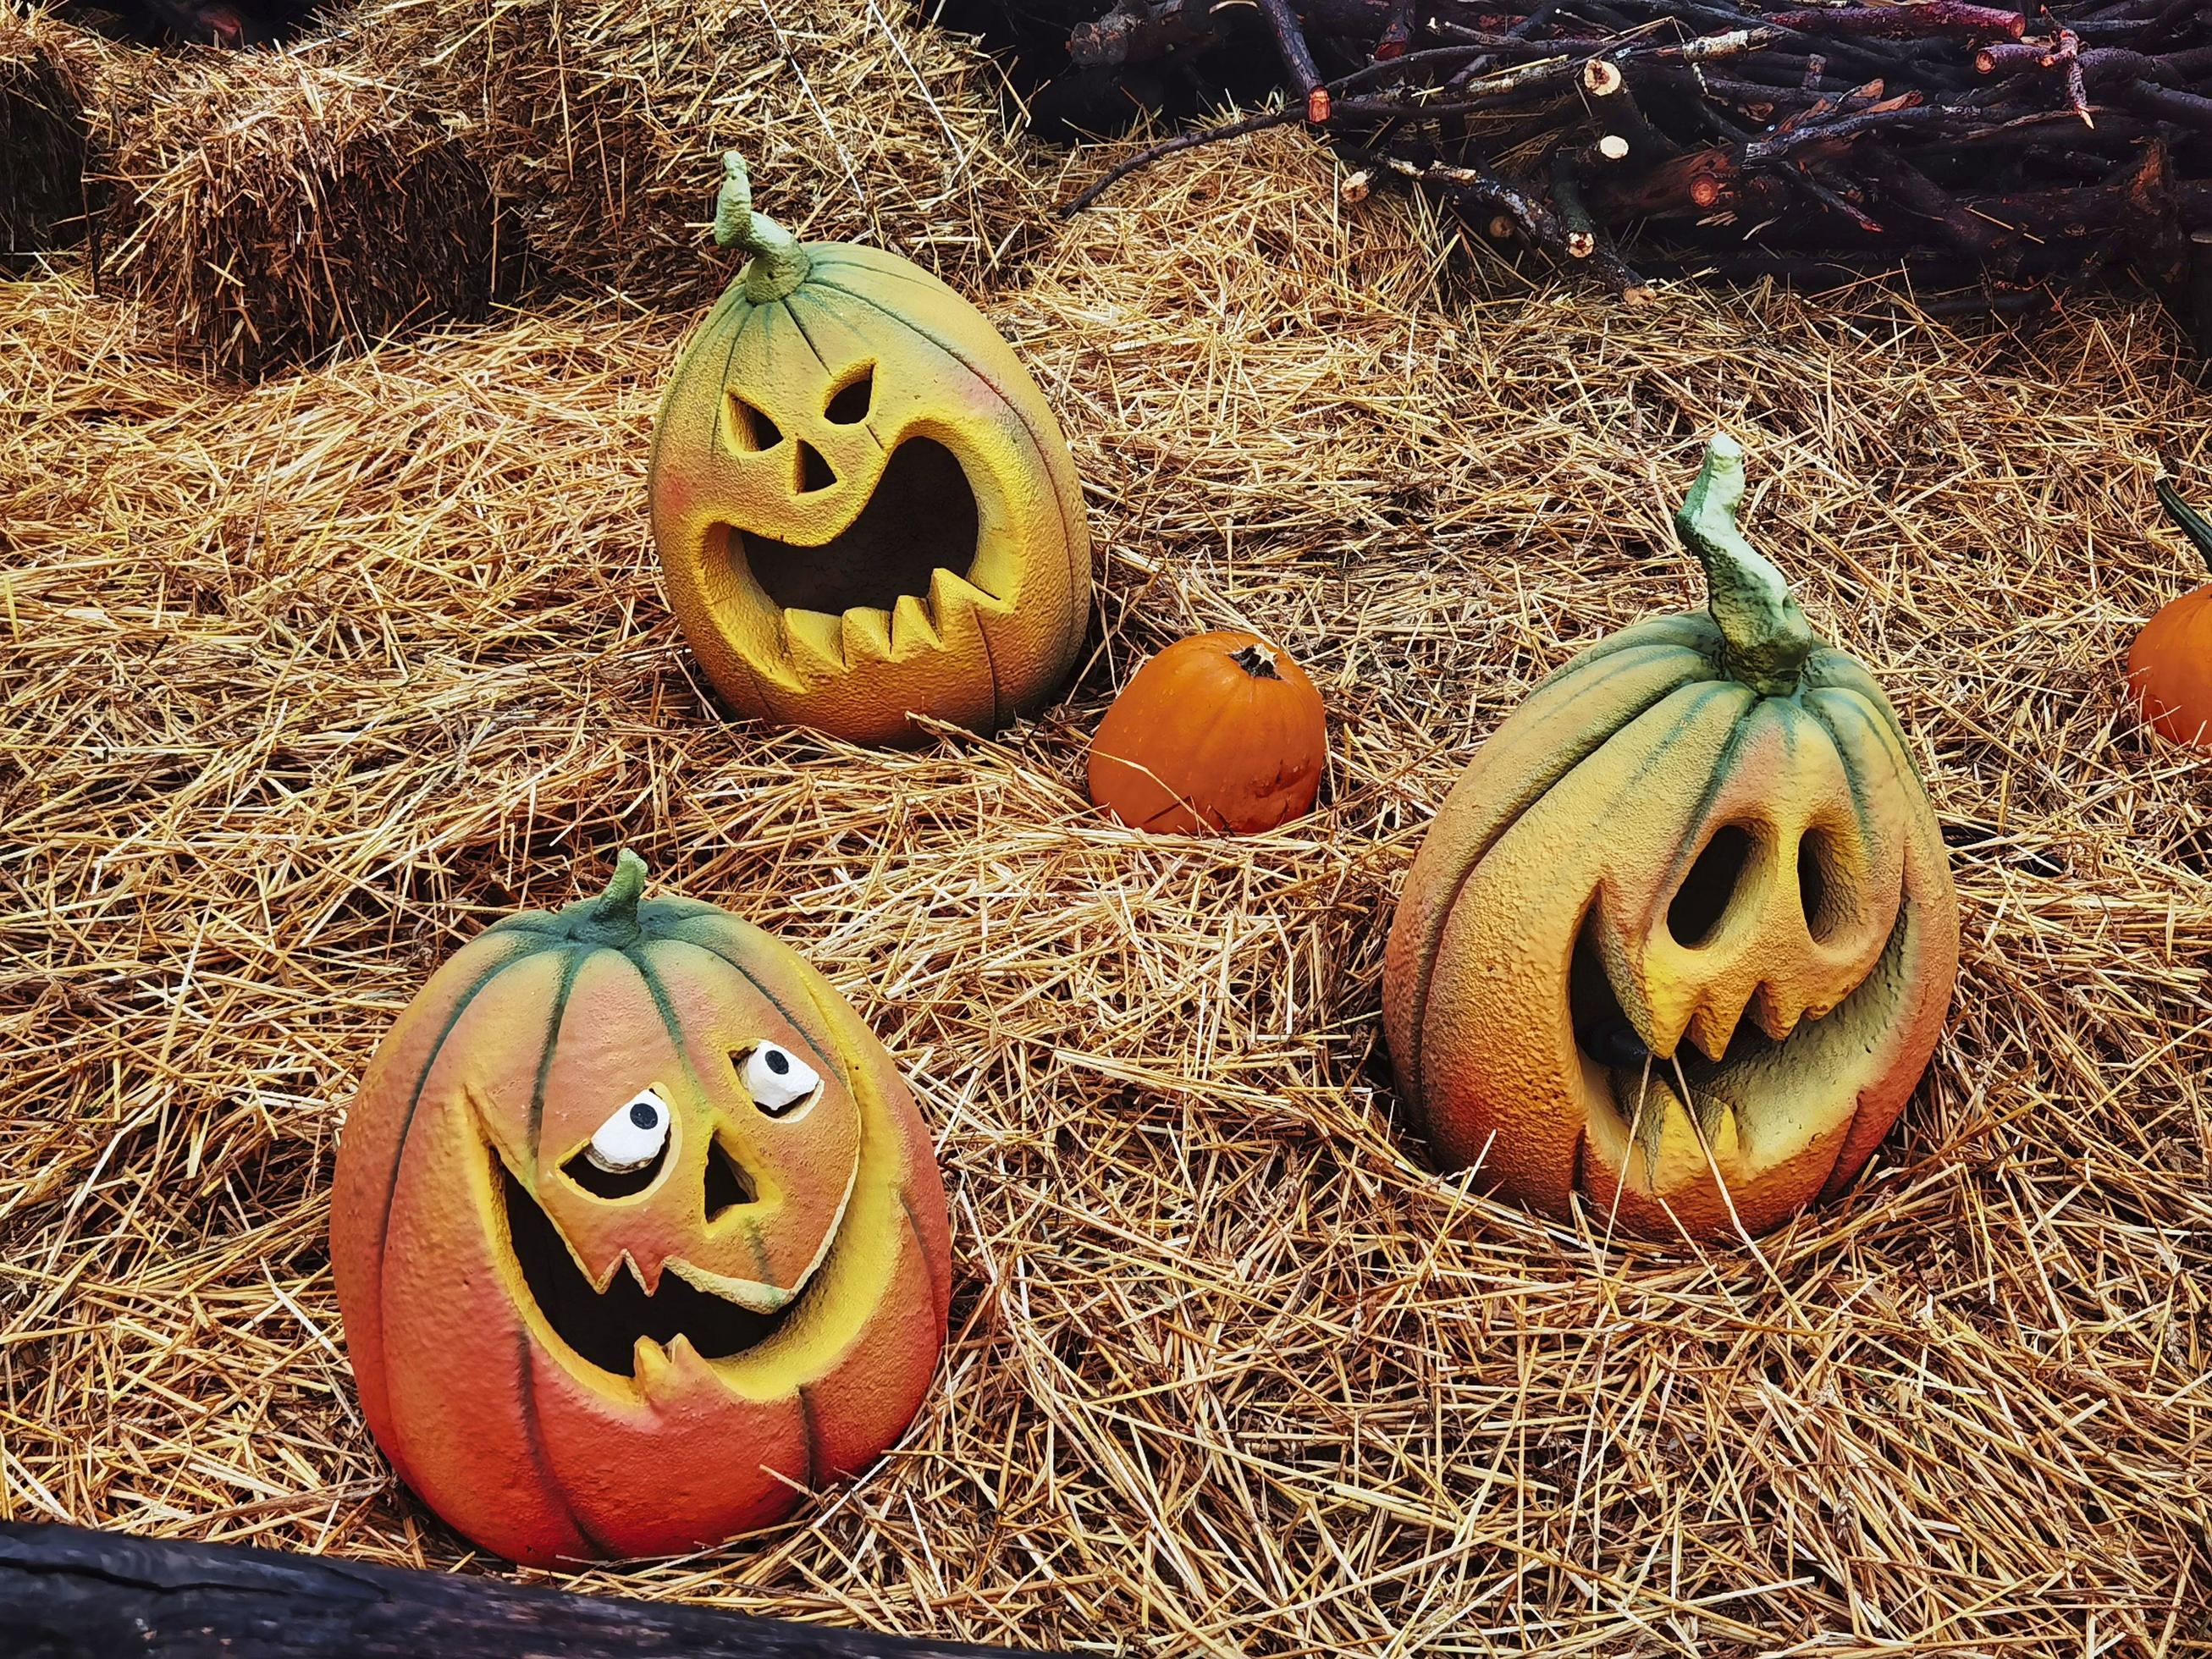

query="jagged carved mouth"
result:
[729,435,984,628]
[1569,902,1912,1144]
[496,1150,799,1379]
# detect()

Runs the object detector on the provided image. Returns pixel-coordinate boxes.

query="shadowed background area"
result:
[0,1,2208,1651]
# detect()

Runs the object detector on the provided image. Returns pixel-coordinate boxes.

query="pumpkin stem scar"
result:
[1674,434,1818,699]
[2155,477,2212,577]
[1231,642,1283,681]
[576,849,649,946]
[714,152,812,305]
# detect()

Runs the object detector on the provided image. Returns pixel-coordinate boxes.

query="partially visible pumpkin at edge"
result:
[1087,631,1328,835]
[2128,479,2212,752]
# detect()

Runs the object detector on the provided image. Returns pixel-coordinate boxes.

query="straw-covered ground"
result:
[2,4,2209,1653]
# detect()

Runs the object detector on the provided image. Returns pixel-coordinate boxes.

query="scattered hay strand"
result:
[356,0,1041,306]
[0,8,94,270]
[0,117,2208,1659]
[103,52,503,378]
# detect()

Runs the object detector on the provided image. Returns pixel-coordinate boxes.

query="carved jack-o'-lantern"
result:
[1382,437,1960,1240]
[330,852,950,1565]
[648,154,1091,746]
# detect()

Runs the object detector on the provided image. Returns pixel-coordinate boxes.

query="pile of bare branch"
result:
[1030,0,2212,318]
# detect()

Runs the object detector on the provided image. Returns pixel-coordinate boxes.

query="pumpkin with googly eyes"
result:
[648,152,1091,746]
[329,852,950,1565]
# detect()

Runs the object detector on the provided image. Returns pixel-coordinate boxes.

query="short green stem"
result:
[714,151,811,304]
[1674,433,1817,697]
[579,849,648,943]
[2155,477,2212,577]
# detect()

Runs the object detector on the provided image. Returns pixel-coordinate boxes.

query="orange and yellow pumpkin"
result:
[1382,436,1960,1240]
[330,852,949,1564]
[2128,480,2212,751]
[648,154,1091,747]
[1087,631,1327,835]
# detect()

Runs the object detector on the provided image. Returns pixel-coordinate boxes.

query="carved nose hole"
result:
[725,394,782,453]
[797,442,836,493]
[1797,827,1845,942]
[1668,824,1755,948]
[824,366,873,424]
[704,1138,757,1221]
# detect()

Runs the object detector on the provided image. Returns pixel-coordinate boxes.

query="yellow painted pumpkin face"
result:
[648,157,1090,746]
[1382,438,1960,1240]
[330,854,951,1565]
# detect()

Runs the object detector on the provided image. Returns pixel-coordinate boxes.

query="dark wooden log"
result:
[0,1523,1067,1659]
[1759,3,2025,41]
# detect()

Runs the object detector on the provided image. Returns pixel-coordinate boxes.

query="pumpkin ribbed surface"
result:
[1088,631,1327,835]
[1381,438,1960,1240]
[330,859,950,1564]
[649,166,1089,747]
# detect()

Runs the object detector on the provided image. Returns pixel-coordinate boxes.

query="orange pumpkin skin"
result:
[2129,584,2212,748]
[1088,632,1327,835]
[330,856,950,1566]
[2133,481,2212,751]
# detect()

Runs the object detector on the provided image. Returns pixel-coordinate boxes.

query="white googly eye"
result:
[741,1043,819,1115]
[586,1088,672,1171]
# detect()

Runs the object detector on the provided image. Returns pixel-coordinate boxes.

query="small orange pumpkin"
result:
[1087,631,1327,835]
[2129,481,2212,751]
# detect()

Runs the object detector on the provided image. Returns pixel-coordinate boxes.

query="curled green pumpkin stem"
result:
[1674,433,1817,697]
[714,152,811,304]
[2154,477,2212,576]
[581,848,649,943]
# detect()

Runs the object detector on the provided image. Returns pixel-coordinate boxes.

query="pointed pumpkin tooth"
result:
[623,1249,663,1295]
[664,1333,717,1387]
[1684,997,1745,1065]
[929,565,1001,619]
[839,604,895,665]
[782,607,847,673]
[890,592,942,656]
[1751,983,1805,1043]
[633,1334,671,1389]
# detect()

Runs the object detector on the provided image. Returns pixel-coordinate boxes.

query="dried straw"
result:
[1,115,2208,1656]
[0,7,95,270]
[102,51,502,378]
[354,0,1040,306]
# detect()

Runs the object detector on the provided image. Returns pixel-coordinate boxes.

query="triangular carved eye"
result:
[725,394,783,453]
[824,366,873,425]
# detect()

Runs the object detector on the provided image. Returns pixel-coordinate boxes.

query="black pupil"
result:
[628,1101,659,1130]
[764,1049,789,1075]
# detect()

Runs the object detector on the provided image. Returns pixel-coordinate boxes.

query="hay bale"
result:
[106,52,504,378]
[359,0,1040,306]
[0,8,94,270]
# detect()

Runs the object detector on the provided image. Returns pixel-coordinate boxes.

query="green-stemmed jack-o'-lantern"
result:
[329,852,950,1565]
[648,154,1091,746]
[1382,437,1959,1241]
